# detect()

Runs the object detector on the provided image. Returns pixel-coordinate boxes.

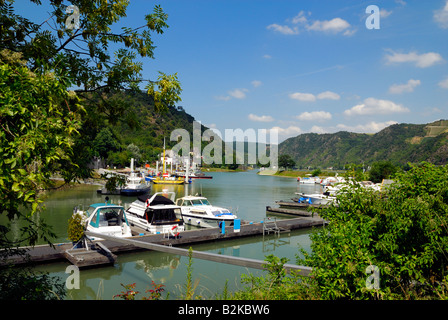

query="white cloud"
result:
[291,11,309,24]
[251,80,262,88]
[290,91,340,102]
[310,125,328,134]
[289,92,316,102]
[228,88,248,99]
[262,54,272,59]
[337,121,398,133]
[384,50,444,68]
[388,79,421,94]
[439,77,448,89]
[268,11,355,36]
[269,126,302,139]
[306,17,354,35]
[380,9,393,18]
[215,88,248,101]
[215,95,231,101]
[266,24,299,35]
[248,113,274,122]
[344,97,409,116]
[297,111,332,121]
[316,91,340,100]
[434,0,448,29]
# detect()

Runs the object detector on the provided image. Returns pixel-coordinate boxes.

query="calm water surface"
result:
[29,170,323,300]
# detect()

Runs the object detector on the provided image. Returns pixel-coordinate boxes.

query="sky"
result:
[14,0,448,142]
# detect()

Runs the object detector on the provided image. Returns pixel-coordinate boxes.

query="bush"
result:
[298,162,448,299]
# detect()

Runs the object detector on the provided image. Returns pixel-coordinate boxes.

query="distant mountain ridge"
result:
[278,120,448,168]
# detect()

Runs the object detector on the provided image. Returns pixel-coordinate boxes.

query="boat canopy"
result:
[137,194,174,205]
[89,206,128,228]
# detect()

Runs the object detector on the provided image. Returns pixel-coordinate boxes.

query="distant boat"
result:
[151,138,187,185]
[97,159,151,196]
[152,174,186,185]
[120,158,151,196]
[294,192,336,205]
[297,176,321,184]
[175,195,238,228]
[174,171,213,180]
[120,172,151,196]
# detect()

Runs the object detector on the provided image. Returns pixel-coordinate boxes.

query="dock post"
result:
[234,219,240,233]
[221,221,225,234]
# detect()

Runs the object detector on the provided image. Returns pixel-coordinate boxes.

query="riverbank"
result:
[258,169,344,178]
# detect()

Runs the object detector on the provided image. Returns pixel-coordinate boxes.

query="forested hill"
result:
[278,120,448,169]
[90,90,208,166]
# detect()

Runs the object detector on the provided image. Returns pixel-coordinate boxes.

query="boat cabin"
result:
[176,196,211,207]
[84,203,132,238]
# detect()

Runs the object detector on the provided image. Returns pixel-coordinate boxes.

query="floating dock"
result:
[266,205,314,217]
[3,216,326,269]
[266,199,329,218]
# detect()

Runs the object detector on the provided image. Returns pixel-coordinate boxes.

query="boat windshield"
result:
[191,199,205,206]
[190,198,210,206]
[146,208,183,225]
[212,209,232,216]
[87,206,96,217]
[90,207,126,227]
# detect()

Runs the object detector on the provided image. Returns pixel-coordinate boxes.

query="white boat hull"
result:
[125,192,184,235]
[181,214,236,228]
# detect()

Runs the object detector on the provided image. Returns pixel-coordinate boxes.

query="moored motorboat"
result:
[73,201,132,240]
[175,195,238,228]
[294,192,336,205]
[120,158,151,196]
[126,192,185,235]
[297,176,321,184]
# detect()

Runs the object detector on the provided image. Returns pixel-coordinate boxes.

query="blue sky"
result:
[15,0,448,142]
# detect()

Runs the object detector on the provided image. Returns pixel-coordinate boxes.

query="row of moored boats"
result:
[74,192,238,240]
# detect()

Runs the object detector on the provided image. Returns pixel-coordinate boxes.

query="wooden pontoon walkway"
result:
[3,216,326,271]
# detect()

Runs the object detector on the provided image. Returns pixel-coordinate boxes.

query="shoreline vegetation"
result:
[258,169,343,179]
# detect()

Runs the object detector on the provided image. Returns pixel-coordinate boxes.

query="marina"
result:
[5,215,325,269]
[3,170,326,299]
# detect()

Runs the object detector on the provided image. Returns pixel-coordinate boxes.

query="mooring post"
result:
[234,219,241,233]
[221,221,225,234]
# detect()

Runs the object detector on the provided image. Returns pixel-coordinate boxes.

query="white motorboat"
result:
[74,202,132,240]
[297,176,321,184]
[120,158,151,196]
[120,171,151,196]
[295,192,336,205]
[126,192,185,235]
[175,195,238,228]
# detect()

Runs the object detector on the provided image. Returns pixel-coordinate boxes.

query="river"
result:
[28,170,323,300]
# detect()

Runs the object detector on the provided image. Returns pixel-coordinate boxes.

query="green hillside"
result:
[89,90,208,167]
[279,121,448,169]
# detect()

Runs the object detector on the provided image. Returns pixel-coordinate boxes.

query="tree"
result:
[368,160,398,183]
[1,0,181,299]
[1,0,182,182]
[0,50,81,299]
[278,154,296,170]
[297,162,448,299]
[92,127,120,158]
